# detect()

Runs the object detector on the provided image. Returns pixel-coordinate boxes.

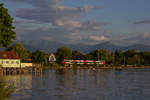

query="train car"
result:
[62,60,106,65]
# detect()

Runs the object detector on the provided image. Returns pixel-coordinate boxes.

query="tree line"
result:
[5,43,150,66]
[55,47,150,66]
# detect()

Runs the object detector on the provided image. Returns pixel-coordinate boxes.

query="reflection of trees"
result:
[2,69,149,100]
[0,79,14,100]
[3,75,32,100]
[54,69,115,100]
[54,69,79,99]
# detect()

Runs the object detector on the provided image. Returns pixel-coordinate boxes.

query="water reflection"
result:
[3,69,150,100]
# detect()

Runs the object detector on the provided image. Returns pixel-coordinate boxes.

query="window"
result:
[6,61,9,64]
[16,61,19,64]
[11,61,14,64]
[2,61,5,64]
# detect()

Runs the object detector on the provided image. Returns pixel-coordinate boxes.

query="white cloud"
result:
[143,32,149,38]
[65,33,82,42]
[4,0,110,45]
[89,35,109,41]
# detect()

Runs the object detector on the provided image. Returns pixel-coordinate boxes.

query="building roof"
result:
[0,51,20,59]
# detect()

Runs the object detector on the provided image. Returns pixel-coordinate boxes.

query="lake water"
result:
[3,69,150,100]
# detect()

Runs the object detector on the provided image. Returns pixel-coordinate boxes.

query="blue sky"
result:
[1,0,150,45]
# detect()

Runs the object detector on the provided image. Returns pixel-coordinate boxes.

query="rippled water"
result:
[3,69,150,100]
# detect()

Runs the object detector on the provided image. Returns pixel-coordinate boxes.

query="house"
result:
[0,51,22,68]
[21,63,32,67]
[22,59,33,67]
[49,53,56,63]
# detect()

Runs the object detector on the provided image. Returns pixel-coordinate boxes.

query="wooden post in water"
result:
[0,67,3,77]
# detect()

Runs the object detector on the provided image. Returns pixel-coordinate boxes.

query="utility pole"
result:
[97,49,99,67]
[124,56,126,66]
[97,49,99,61]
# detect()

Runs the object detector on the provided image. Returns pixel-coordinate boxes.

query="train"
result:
[62,60,106,65]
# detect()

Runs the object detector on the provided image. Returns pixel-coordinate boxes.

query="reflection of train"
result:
[62,60,106,65]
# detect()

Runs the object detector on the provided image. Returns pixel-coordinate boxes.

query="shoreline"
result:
[1,65,150,76]
[43,65,150,70]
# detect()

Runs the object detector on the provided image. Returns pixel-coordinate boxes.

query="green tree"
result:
[31,50,46,63]
[125,49,136,58]
[0,79,14,100]
[7,43,30,61]
[87,51,96,60]
[56,46,72,64]
[125,49,137,65]
[86,54,94,60]
[97,49,110,63]
[132,54,140,65]
[140,52,150,65]
[72,50,85,60]
[109,53,115,64]
[114,50,124,64]
[0,3,16,48]
[87,49,111,64]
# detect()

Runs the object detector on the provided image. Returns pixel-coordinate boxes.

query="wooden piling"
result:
[0,67,43,75]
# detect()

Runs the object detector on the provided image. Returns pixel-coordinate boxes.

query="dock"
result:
[0,67,43,75]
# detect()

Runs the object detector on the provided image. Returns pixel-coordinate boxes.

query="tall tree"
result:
[87,49,111,63]
[140,52,150,65]
[31,50,46,63]
[56,46,72,63]
[97,49,110,63]
[7,43,30,61]
[72,50,85,60]
[125,49,137,65]
[114,50,124,64]
[0,3,16,48]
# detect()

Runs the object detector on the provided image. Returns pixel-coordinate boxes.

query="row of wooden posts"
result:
[0,67,43,75]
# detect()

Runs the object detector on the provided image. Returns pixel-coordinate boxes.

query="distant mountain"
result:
[20,40,90,53]
[88,42,122,52]
[123,44,150,52]
[67,44,90,53]
[18,40,150,53]
[20,40,64,52]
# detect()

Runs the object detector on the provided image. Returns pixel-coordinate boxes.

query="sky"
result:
[1,0,150,46]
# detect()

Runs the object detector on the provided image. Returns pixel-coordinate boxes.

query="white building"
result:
[49,53,56,63]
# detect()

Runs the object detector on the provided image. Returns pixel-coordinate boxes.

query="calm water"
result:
[3,69,150,100]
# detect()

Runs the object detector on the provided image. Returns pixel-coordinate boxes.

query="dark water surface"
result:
[4,69,150,100]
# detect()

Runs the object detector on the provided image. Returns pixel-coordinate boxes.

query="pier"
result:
[0,67,43,75]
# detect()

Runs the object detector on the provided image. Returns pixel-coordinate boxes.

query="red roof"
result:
[0,51,20,59]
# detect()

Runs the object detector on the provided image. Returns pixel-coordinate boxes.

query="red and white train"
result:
[62,60,106,65]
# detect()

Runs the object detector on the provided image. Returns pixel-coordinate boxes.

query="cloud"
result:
[4,0,109,45]
[135,20,150,24]
[80,21,110,31]
[13,19,45,25]
[143,32,149,38]
[111,32,150,46]
[3,0,60,7]
[12,0,105,32]
[64,33,82,44]
[89,35,109,41]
